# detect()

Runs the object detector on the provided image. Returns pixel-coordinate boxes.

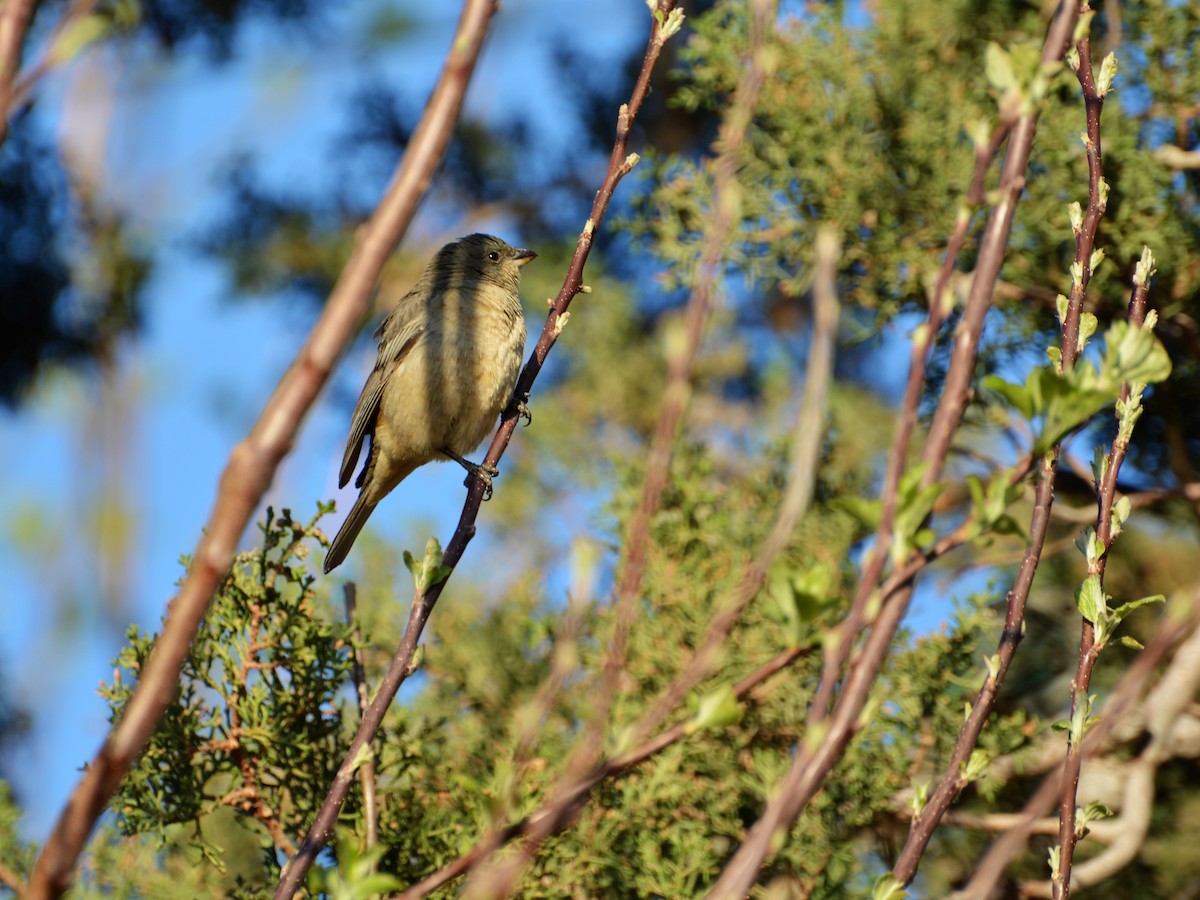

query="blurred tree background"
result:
[2,0,1199,897]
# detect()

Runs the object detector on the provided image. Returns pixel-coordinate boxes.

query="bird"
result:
[323,233,536,573]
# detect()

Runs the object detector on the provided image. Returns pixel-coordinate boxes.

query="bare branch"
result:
[0,0,38,147]
[957,595,1198,900]
[274,4,681,894]
[707,5,1080,894]
[1054,13,1128,893]
[392,644,814,900]
[25,3,498,896]
[343,583,378,849]
[461,7,780,893]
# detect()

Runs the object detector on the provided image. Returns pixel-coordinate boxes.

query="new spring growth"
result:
[1089,247,1105,277]
[553,310,570,337]
[1068,200,1083,235]
[621,152,641,175]
[1133,246,1157,287]
[1096,52,1118,98]
[1098,177,1110,212]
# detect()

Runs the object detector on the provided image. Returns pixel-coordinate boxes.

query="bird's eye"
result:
[487,251,500,262]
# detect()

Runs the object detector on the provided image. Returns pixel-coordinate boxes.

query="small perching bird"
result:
[324,234,536,573]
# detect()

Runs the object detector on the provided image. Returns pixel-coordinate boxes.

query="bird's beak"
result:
[513,248,537,267]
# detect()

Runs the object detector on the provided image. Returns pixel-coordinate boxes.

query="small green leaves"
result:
[686,683,742,733]
[1096,52,1119,98]
[1067,202,1083,235]
[1048,845,1062,880]
[1105,319,1172,387]
[1074,573,1107,624]
[1116,384,1146,442]
[1134,246,1157,287]
[965,473,1025,543]
[648,1,686,40]
[909,781,929,818]
[1073,8,1096,43]
[872,874,909,900]
[1062,694,1099,745]
[891,464,947,565]
[985,42,1017,92]
[1077,800,1114,837]
[315,830,404,899]
[768,562,833,645]
[403,537,452,594]
[1078,312,1098,353]
[962,748,990,785]
[985,319,1171,454]
[984,42,1060,113]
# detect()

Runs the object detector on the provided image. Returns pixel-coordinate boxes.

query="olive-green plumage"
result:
[324,234,535,573]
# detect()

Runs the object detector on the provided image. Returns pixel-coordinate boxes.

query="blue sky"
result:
[0,0,649,841]
[0,0,992,849]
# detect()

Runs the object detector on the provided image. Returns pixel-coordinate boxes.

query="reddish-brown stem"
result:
[459,11,776,893]
[26,4,497,898]
[0,0,37,147]
[393,644,813,900]
[812,122,1012,720]
[893,451,1059,882]
[274,5,679,895]
[583,0,772,772]
[343,583,378,849]
[960,599,1195,899]
[1053,11,1118,895]
[707,6,1079,895]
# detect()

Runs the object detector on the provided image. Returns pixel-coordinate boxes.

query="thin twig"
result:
[462,10,776,894]
[392,644,814,900]
[811,121,1011,720]
[343,583,378,848]
[706,5,1079,895]
[6,0,100,118]
[403,222,837,898]
[0,861,25,895]
[0,0,38,147]
[955,595,1197,900]
[893,5,1120,880]
[1053,9,1120,894]
[25,4,497,897]
[273,4,681,895]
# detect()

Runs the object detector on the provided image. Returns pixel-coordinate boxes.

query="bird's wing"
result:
[338,301,424,488]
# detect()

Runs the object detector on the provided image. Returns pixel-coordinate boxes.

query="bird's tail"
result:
[324,493,377,573]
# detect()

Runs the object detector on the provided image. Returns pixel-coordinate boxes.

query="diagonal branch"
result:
[1053,12,1124,895]
[273,4,683,895]
[0,0,38,147]
[393,643,814,900]
[956,593,1198,899]
[706,5,1080,895]
[25,2,498,896]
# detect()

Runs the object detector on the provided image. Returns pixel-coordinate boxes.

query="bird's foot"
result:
[516,400,532,427]
[508,391,532,427]
[440,447,498,501]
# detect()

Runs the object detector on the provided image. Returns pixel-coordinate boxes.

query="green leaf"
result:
[984,43,1016,91]
[1104,321,1172,387]
[1074,574,1107,624]
[872,874,909,900]
[983,374,1035,419]
[833,495,882,530]
[50,14,112,65]
[404,537,450,593]
[1110,593,1165,625]
[686,683,742,733]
